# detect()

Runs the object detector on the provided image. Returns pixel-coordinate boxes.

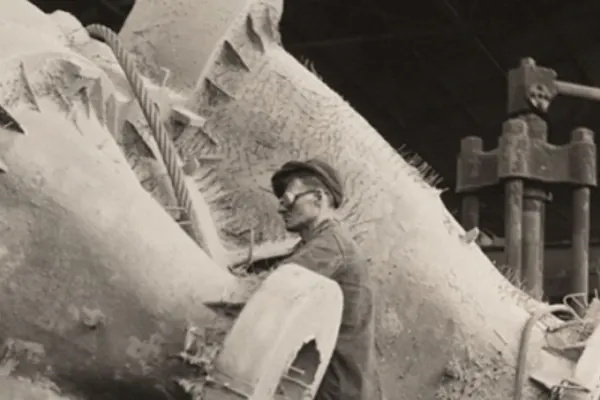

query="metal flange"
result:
[456,121,597,193]
[208,263,343,399]
[562,322,600,399]
[530,320,600,400]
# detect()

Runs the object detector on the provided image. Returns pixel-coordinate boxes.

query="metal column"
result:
[522,186,546,300]
[504,179,523,281]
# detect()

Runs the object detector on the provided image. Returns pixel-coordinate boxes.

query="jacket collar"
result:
[301,217,336,243]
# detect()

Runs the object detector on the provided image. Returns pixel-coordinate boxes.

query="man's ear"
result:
[316,190,329,208]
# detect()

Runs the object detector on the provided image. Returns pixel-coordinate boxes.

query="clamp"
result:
[508,58,600,115]
[525,305,600,399]
[456,58,597,305]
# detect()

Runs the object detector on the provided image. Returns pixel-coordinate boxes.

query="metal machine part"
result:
[203,263,343,400]
[525,304,600,400]
[455,57,598,307]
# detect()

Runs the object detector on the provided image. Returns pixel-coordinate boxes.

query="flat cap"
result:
[271,158,344,208]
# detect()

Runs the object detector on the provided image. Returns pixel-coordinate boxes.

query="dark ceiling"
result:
[30,0,600,242]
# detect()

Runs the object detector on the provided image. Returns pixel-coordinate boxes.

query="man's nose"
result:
[277,202,287,214]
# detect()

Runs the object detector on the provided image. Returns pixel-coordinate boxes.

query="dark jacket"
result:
[282,219,379,400]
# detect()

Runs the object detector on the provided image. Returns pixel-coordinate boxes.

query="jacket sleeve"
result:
[280,234,343,279]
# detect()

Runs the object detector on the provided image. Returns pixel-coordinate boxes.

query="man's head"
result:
[271,159,343,233]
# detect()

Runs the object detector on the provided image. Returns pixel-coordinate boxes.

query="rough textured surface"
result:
[0,1,352,398]
[0,0,584,399]
[0,109,237,398]
[119,0,561,399]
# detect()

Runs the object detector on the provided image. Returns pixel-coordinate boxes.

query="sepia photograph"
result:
[1,0,600,399]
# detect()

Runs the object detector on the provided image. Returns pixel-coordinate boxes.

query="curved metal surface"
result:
[212,263,343,399]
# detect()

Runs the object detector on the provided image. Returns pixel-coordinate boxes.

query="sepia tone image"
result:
[2,0,600,399]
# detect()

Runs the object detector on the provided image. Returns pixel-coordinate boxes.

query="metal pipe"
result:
[572,186,591,314]
[540,193,546,274]
[461,195,479,231]
[522,186,546,300]
[504,179,523,281]
[539,194,547,297]
[459,137,483,231]
[555,80,600,102]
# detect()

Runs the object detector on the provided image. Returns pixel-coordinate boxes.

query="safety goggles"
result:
[278,190,320,210]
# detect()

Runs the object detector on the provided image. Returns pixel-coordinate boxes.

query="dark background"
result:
[32,0,600,243]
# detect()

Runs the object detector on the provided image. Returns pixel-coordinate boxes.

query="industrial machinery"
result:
[456,58,598,312]
[5,1,600,399]
[0,2,343,399]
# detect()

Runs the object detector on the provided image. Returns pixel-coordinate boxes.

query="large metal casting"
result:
[456,58,597,307]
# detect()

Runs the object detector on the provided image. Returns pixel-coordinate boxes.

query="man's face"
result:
[277,177,321,232]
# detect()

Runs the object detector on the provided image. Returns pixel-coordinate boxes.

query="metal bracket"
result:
[531,321,600,399]
[507,57,600,115]
[456,121,597,193]
[508,58,558,115]
[566,322,600,399]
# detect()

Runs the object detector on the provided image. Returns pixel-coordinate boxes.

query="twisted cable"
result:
[86,24,208,253]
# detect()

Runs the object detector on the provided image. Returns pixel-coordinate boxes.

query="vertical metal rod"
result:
[522,186,545,300]
[572,186,591,314]
[461,195,479,231]
[539,195,547,298]
[504,179,523,280]
[459,136,483,232]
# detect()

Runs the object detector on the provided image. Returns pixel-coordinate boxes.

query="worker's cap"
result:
[271,158,344,209]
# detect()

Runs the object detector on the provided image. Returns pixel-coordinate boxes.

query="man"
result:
[271,158,379,400]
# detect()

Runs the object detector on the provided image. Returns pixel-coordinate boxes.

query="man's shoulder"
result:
[318,219,351,244]
[322,220,366,263]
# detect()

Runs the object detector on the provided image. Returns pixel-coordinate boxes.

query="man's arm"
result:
[280,234,343,278]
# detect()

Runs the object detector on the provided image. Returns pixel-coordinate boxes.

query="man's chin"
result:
[284,221,301,232]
